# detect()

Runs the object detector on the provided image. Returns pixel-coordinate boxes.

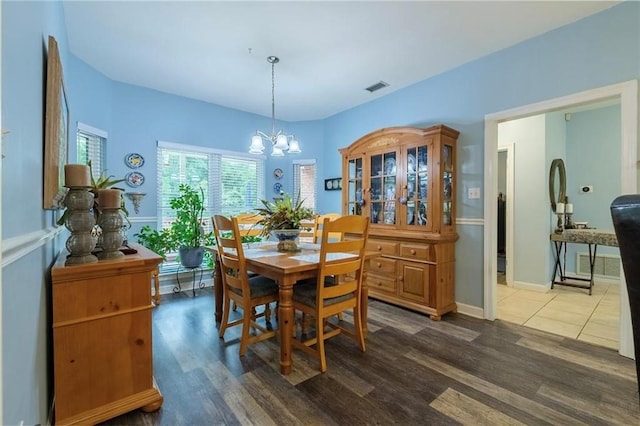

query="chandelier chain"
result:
[271,59,276,137]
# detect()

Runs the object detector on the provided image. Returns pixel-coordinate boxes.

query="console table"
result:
[550,229,618,295]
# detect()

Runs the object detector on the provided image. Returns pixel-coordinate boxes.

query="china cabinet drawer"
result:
[368,257,397,275]
[367,239,399,256]
[367,274,397,294]
[399,243,432,261]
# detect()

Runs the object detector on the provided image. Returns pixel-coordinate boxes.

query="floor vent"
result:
[576,252,620,279]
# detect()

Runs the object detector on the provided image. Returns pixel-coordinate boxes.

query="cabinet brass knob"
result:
[377,262,382,268]
[377,245,382,251]
[411,249,416,255]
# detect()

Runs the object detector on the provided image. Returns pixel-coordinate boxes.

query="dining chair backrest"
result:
[316,215,369,309]
[212,215,249,300]
[313,213,343,243]
[235,213,264,238]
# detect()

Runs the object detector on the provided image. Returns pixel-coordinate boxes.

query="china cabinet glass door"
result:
[347,157,364,216]
[405,144,430,229]
[442,144,453,226]
[369,150,398,226]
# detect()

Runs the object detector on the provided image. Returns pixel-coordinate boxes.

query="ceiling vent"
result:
[365,81,389,93]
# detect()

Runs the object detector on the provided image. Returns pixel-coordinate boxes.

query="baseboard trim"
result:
[512,281,550,292]
[456,302,483,319]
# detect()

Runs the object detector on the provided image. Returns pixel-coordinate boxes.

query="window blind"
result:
[157,141,265,233]
[293,159,317,211]
[76,122,107,178]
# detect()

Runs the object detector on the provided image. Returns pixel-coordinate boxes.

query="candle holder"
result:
[565,212,575,229]
[97,208,125,260]
[64,187,99,265]
[555,212,565,233]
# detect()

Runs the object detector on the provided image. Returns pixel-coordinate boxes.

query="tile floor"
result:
[496,279,620,350]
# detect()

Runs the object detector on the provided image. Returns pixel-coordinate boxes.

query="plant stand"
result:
[174,265,204,296]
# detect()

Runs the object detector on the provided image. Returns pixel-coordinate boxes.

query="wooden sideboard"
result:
[51,243,163,425]
[340,125,459,320]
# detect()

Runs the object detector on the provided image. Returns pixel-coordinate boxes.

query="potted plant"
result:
[136,184,212,267]
[255,192,315,252]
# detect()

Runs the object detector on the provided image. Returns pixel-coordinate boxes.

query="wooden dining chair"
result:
[212,215,278,356]
[235,213,264,239]
[312,213,342,243]
[291,215,369,372]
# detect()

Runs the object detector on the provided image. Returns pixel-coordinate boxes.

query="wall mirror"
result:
[548,158,566,212]
[43,35,69,210]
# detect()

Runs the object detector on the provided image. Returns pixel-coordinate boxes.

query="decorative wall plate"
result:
[273,168,284,179]
[125,171,145,187]
[273,182,283,194]
[125,153,145,169]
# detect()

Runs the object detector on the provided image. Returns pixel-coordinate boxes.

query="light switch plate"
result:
[468,187,481,199]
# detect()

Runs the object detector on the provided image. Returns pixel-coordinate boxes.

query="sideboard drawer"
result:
[368,257,397,275]
[367,274,397,294]
[367,239,399,256]
[399,243,432,261]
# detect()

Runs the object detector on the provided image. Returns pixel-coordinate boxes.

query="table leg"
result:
[278,279,294,375]
[551,241,563,288]
[588,244,598,295]
[214,254,223,322]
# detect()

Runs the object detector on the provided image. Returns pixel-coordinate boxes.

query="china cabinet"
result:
[51,244,163,424]
[340,125,459,319]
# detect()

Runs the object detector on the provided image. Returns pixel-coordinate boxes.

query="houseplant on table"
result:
[255,192,315,252]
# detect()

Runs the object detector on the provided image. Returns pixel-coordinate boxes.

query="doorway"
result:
[483,80,638,358]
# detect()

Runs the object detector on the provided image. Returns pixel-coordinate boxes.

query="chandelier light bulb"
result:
[271,146,285,157]
[274,133,289,150]
[249,134,265,154]
[288,137,301,154]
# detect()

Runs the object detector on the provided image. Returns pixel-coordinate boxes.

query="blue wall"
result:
[1,1,639,423]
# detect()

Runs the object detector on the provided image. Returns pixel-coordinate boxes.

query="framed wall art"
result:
[43,35,70,210]
[324,177,342,191]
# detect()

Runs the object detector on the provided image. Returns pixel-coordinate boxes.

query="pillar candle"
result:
[98,188,122,209]
[556,202,565,214]
[64,164,91,187]
[565,203,573,214]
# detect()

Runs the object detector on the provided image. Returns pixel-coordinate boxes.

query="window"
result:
[293,159,316,210]
[76,122,107,179]
[157,141,265,234]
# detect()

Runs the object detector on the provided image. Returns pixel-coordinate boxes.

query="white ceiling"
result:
[62,1,619,122]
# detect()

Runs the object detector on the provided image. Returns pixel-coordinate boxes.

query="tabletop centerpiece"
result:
[255,192,315,252]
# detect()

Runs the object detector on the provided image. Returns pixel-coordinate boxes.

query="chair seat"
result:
[229,275,278,299]
[293,279,351,308]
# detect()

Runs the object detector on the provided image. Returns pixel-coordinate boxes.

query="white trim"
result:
[77,122,108,138]
[500,144,515,288]
[2,227,64,268]
[512,281,550,292]
[127,216,157,223]
[157,140,266,160]
[456,302,483,319]
[456,218,484,226]
[484,79,638,358]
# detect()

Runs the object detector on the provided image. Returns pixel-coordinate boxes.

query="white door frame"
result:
[497,144,515,287]
[483,80,638,358]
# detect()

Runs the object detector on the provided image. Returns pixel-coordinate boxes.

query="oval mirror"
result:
[549,158,566,212]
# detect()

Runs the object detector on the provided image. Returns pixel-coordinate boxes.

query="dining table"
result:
[205,241,377,375]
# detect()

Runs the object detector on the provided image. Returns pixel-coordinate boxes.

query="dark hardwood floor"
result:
[101,287,640,425]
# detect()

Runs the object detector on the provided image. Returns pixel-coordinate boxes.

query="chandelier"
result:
[249,56,301,156]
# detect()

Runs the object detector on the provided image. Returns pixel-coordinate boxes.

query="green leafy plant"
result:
[169,184,209,249]
[135,184,213,261]
[254,192,315,236]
